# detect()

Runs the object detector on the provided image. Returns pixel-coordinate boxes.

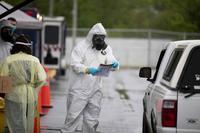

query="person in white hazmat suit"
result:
[0,34,47,133]
[0,19,16,63]
[62,23,119,133]
[0,19,16,99]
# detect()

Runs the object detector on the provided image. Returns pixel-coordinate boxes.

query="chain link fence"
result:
[67,28,200,39]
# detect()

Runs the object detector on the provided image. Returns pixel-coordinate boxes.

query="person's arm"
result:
[34,61,47,91]
[105,45,119,71]
[0,61,8,97]
[0,60,9,76]
[70,44,88,74]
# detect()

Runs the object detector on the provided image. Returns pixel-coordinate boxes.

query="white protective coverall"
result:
[62,23,119,133]
[0,19,14,68]
[0,52,47,133]
[0,38,12,63]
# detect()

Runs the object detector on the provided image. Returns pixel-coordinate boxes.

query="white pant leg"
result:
[5,100,26,133]
[82,90,103,133]
[62,93,88,133]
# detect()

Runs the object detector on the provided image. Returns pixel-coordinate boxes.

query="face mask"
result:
[0,26,14,43]
[92,34,106,50]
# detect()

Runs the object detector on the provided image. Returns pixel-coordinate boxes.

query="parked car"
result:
[139,40,200,133]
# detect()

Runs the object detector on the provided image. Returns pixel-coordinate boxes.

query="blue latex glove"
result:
[87,67,100,75]
[112,61,119,68]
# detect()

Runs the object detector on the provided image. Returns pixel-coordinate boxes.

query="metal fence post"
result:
[72,0,78,48]
[183,32,186,40]
[49,0,54,17]
[147,29,152,66]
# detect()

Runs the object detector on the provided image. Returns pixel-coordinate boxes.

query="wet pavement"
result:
[40,69,148,133]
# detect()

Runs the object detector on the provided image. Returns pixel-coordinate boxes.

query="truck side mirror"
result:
[139,67,151,79]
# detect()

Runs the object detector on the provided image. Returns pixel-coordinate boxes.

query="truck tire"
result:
[143,112,149,133]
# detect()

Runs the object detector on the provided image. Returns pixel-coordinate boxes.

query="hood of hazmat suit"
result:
[0,52,47,133]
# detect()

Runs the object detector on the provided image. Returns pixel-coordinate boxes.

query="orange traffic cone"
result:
[34,99,40,133]
[34,116,40,133]
[38,90,45,116]
[41,66,53,108]
[41,82,52,108]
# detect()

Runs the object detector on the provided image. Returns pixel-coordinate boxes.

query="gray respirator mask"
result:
[92,34,107,52]
[0,26,14,43]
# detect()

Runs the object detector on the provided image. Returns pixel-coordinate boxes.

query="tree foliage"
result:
[4,0,200,32]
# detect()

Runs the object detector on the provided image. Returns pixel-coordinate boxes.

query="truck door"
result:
[145,49,166,122]
[177,46,200,132]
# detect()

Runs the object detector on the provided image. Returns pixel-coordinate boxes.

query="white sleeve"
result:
[70,44,87,74]
[106,45,119,70]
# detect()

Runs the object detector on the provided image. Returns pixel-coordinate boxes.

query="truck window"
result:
[45,26,59,44]
[151,49,166,83]
[163,48,183,81]
[179,46,200,88]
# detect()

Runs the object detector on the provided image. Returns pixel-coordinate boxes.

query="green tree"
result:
[151,0,200,32]
[3,0,200,32]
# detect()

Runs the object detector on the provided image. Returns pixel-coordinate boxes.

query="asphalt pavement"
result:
[40,69,148,133]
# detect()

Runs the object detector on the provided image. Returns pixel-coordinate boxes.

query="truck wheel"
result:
[142,112,149,133]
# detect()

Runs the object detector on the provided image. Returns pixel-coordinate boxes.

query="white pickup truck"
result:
[139,40,200,133]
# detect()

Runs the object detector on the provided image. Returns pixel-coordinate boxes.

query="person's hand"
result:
[87,67,100,75]
[111,61,119,68]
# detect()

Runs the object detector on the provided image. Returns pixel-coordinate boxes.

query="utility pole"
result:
[72,0,77,47]
[49,0,54,16]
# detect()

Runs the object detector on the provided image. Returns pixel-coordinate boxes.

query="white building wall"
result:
[65,37,170,68]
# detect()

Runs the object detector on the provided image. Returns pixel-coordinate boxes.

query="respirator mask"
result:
[0,26,15,43]
[92,34,107,52]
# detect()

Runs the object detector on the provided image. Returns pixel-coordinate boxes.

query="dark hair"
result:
[7,17,17,22]
[10,34,32,55]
